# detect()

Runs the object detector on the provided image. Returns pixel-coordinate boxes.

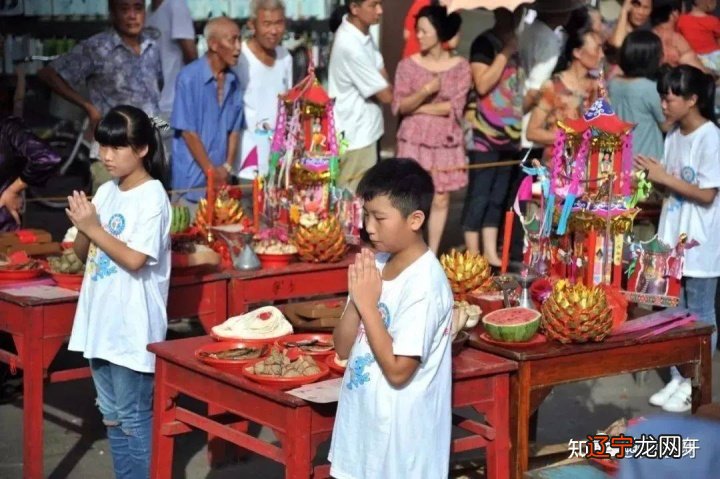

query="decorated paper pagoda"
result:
[254,66,363,263]
[265,69,340,225]
[516,97,688,307]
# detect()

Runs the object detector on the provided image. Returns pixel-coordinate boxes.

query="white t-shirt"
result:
[234,40,293,179]
[146,0,195,117]
[658,122,720,277]
[519,20,563,149]
[328,16,388,151]
[68,180,172,373]
[329,250,453,479]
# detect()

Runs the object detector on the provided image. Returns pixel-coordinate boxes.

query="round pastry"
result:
[212,306,293,340]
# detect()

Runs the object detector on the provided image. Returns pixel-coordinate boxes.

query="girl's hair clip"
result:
[150,116,171,132]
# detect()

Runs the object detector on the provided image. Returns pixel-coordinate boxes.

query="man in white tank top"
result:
[234,0,293,181]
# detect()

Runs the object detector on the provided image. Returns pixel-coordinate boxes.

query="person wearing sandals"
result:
[461,8,522,267]
[392,5,471,255]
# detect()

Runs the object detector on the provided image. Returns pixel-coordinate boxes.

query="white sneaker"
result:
[662,380,692,413]
[649,378,683,407]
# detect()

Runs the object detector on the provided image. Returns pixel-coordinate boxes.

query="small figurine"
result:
[309,117,327,154]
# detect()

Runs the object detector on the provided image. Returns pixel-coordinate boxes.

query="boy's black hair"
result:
[357,158,434,220]
[658,65,717,123]
[95,105,171,189]
[650,0,681,26]
[620,30,663,80]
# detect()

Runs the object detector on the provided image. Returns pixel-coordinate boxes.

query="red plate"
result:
[195,341,270,374]
[478,331,547,348]
[0,268,46,281]
[276,333,335,357]
[50,272,84,290]
[242,359,330,389]
[326,354,347,375]
[210,329,291,343]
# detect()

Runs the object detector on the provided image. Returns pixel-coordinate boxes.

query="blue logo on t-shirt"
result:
[108,214,126,236]
[346,353,375,390]
[87,245,118,281]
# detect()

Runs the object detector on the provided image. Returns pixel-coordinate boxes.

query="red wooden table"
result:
[469,321,714,479]
[149,335,518,479]
[0,271,229,479]
[226,254,355,315]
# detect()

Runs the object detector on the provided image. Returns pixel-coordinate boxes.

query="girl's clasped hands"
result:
[65,190,100,234]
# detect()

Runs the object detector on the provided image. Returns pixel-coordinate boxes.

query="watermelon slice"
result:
[482,307,541,342]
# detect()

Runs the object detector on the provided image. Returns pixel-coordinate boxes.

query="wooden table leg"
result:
[151,360,175,479]
[485,374,511,479]
[228,279,249,316]
[694,336,712,412]
[510,365,532,479]
[196,281,229,333]
[23,310,44,479]
[284,407,312,479]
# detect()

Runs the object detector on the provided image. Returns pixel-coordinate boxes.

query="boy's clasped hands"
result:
[348,248,382,316]
[66,190,101,234]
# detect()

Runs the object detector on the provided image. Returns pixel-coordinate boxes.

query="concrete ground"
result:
[1,340,718,479]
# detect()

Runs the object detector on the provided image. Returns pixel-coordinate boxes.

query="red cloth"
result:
[402,0,431,58]
[677,14,720,55]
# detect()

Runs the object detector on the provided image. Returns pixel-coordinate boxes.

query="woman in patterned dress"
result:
[526,19,604,160]
[393,5,471,254]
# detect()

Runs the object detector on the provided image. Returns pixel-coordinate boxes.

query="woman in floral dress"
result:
[393,5,471,254]
[526,20,604,160]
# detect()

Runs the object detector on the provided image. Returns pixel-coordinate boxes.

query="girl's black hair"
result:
[94,105,170,189]
[554,8,594,73]
[619,30,663,80]
[657,65,717,122]
[415,5,462,43]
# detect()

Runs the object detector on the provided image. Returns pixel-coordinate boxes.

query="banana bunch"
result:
[170,205,192,234]
[550,279,606,311]
[294,216,347,263]
[48,249,85,275]
[440,249,493,297]
[542,279,613,343]
[194,192,245,237]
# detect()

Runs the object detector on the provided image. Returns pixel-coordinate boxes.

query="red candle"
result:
[586,231,597,286]
[501,209,513,274]
[252,176,260,233]
[207,168,215,228]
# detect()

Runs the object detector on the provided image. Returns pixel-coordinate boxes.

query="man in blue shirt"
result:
[171,16,244,207]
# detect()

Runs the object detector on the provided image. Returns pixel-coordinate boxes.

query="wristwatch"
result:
[222,163,233,174]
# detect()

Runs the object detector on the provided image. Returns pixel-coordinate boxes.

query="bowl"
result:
[467,291,505,317]
[242,359,330,389]
[257,253,296,270]
[195,341,270,374]
[326,354,347,374]
[50,272,84,290]
[452,331,470,356]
